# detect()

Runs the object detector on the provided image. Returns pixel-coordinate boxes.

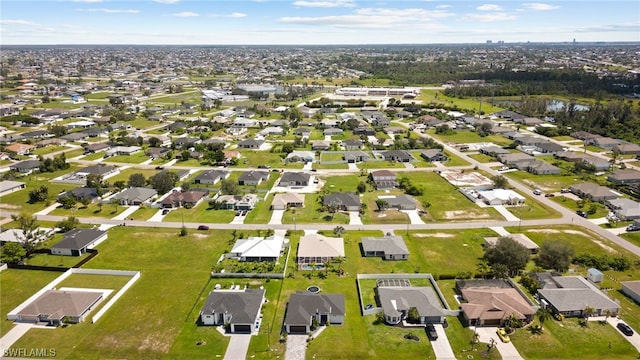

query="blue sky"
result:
[1,0,638,44]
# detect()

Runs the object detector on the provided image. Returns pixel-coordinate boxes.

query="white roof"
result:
[0,228,56,243]
[480,189,525,202]
[298,233,345,258]
[230,235,285,258]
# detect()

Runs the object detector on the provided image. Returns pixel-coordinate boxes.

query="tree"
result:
[59,196,78,210]
[56,216,79,233]
[491,263,509,279]
[477,122,493,137]
[281,143,294,154]
[536,307,553,330]
[128,173,146,188]
[538,240,575,272]
[28,185,48,203]
[10,213,42,255]
[357,181,367,194]
[484,236,530,277]
[1,242,26,263]
[582,306,595,325]
[407,307,420,324]
[476,260,491,279]
[375,199,388,211]
[148,137,161,147]
[85,174,105,195]
[220,179,239,195]
[149,171,179,194]
[333,226,345,236]
[492,175,508,188]
[78,197,91,208]
[179,226,188,237]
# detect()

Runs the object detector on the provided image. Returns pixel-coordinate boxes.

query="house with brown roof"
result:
[12,289,104,326]
[569,183,618,202]
[161,189,209,209]
[613,143,640,155]
[607,170,640,185]
[370,170,397,189]
[456,279,536,327]
[4,143,34,155]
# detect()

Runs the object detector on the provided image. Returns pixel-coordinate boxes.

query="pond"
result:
[546,100,590,112]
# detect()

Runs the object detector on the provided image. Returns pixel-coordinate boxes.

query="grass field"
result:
[105,168,160,184]
[129,206,159,221]
[80,152,106,161]
[242,194,273,224]
[103,152,150,164]
[426,129,513,147]
[162,201,236,224]
[31,145,67,156]
[49,201,128,218]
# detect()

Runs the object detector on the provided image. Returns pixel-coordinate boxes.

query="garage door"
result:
[288,325,307,334]
[234,324,251,333]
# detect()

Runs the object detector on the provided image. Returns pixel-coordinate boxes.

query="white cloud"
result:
[436,5,452,9]
[75,8,140,13]
[71,0,104,3]
[279,7,454,29]
[153,0,181,4]
[464,12,517,22]
[477,4,503,11]
[210,12,247,18]
[521,3,560,11]
[0,19,39,26]
[173,11,199,17]
[292,0,356,7]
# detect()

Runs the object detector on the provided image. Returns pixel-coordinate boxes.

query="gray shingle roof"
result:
[52,228,106,251]
[378,287,446,319]
[361,235,409,256]
[284,293,345,326]
[201,289,265,325]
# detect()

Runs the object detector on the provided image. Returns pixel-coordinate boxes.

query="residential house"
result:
[456,279,536,327]
[480,146,510,157]
[232,118,257,128]
[343,139,363,150]
[61,132,88,142]
[12,289,104,326]
[478,189,526,206]
[215,194,258,210]
[323,192,361,212]
[498,152,535,168]
[343,151,369,163]
[51,228,108,256]
[81,128,108,138]
[537,275,619,318]
[293,128,312,138]
[311,141,331,151]
[104,146,141,157]
[514,117,544,126]
[324,128,343,136]
[381,195,417,210]
[527,161,562,175]
[9,160,41,174]
[381,150,413,163]
[569,183,618,202]
[420,149,448,162]
[284,293,345,334]
[297,233,345,270]
[228,235,287,262]
[286,151,315,163]
[35,138,67,148]
[378,287,445,325]
[238,171,269,186]
[493,110,526,121]
[614,143,640,156]
[271,193,305,210]
[238,139,265,150]
[484,234,539,253]
[353,127,375,136]
[370,170,397,189]
[173,137,201,149]
[278,172,311,187]
[145,147,169,159]
[111,187,157,206]
[621,281,640,304]
[588,136,621,150]
[536,142,564,154]
[84,142,110,154]
[5,143,34,156]
[160,189,209,209]
[258,127,283,137]
[0,180,26,196]
[193,170,230,185]
[58,187,99,201]
[361,235,409,260]
[608,170,640,185]
[199,288,266,333]
[555,151,610,171]
[607,198,640,221]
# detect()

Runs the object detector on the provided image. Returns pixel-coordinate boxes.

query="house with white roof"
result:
[478,189,525,206]
[228,235,287,262]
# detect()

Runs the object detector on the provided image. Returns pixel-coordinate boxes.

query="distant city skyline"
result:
[1,0,639,45]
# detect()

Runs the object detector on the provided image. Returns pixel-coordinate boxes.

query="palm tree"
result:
[476,260,491,279]
[536,307,553,330]
[582,306,596,326]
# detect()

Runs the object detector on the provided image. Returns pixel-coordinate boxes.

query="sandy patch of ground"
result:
[592,240,616,253]
[192,233,208,239]
[528,229,561,234]
[444,210,492,220]
[414,233,454,238]
[564,229,588,236]
[0,203,21,209]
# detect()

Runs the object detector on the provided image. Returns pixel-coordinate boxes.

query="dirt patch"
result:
[592,240,616,253]
[0,203,21,209]
[414,232,454,238]
[192,233,208,239]
[528,229,561,234]
[444,210,492,220]
[563,229,588,236]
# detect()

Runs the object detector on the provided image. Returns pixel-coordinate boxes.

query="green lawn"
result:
[418,89,503,114]
[444,150,472,167]
[243,194,273,224]
[313,162,349,169]
[31,145,67,156]
[0,270,60,336]
[0,180,78,214]
[281,194,350,224]
[80,152,106,161]
[49,202,128,218]
[426,129,513,147]
[103,152,150,164]
[321,174,366,193]
[62,148,85,159]
[129,206,160,221]
[550,195,610,218]
[25,252,93,268]
[358,161,406,169]
[468,153,496,163]
[163,201,236,224]
[106,168,159,184]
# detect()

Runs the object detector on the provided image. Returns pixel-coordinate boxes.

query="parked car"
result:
[258,165,271,169]
[241,210,247,216]
[576,210,588,218]
[426,324,438,340]
[617,322,634,336]
[560,188,570,193]
[496,328,510,343]
[364,304,373,310]
[155,166,164,170]
[162,209,170,215]
[627,225,640,232]
[197,225,209,230]
[545,193,555,197]
[533,189,542,195]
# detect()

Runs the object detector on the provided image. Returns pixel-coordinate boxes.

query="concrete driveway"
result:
[607,317,640,352]
[269,209,284,225]
[147,209,167,222]
[402,209,425,224]
[475,326,523,360]
[224,334,251,360]
[430,324,456,360]
[285,334,307,360]
[348,211,362,225]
